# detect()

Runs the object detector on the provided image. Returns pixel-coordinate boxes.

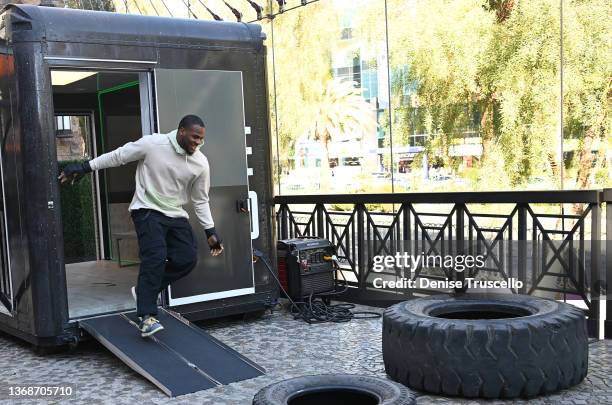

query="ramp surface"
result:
[80,309,265,397]
[124,311,264,384]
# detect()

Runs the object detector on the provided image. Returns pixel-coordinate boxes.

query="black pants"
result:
[131,209,198,317]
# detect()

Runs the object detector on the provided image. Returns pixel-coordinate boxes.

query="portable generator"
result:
[276,237,336,301]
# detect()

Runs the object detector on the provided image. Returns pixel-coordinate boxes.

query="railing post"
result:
[316,203,324,238]
[455,204,465,291]
[604,189,612,338]
[590,200,601,338]
[402,202,412,299]
[357,203,366,292]
[280,204,289,240]
[517,203,528,294]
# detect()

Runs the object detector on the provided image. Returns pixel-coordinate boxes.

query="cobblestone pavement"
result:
[0,303,610,405]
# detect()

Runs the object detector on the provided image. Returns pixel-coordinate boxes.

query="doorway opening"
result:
[52,69,147,319]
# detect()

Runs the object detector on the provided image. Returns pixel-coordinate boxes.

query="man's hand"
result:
[58,161,92,185]
[207,234,224,256]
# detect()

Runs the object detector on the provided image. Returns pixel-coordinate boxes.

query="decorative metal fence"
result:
[275,190,610,338]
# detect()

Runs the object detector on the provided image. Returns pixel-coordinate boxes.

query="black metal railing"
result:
[275,190,609,338]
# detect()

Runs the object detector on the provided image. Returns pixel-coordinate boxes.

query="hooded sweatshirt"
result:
[88,130,214,232]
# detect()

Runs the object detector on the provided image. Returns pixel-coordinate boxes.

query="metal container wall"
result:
[0,4,276,345]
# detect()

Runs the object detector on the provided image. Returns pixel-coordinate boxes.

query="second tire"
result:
[382,293,588,399]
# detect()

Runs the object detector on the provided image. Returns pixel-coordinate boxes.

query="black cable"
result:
[181,0,197,19]
[290,294,380,324]
[244,0,263,20]
[131,0,144,14]
[148,0,160,16]
[223,1,242,22]
[252,249,307,316]
[253,249,381,324]
[160,0,174,16]
[197,0,223,21]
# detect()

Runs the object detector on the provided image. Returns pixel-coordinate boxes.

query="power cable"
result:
[223,1,242,22]
[148,0,160,16]
[182,0,197,18]
[131,0,143,14]
[244,0,263,20]
[160,0,174,16]
[196,0,223,20]
[253,249,381,324]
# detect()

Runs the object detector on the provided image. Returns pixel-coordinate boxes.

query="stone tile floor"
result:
[0,303,610,404]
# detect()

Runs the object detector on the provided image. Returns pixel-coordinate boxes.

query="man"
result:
[59,115,223,337]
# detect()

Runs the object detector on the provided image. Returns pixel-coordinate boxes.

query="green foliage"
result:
[360,0,609,191]
[329,184,396,212]
[65,0,115,11]
[385,0,493,162]
[269,3,342,171]
[328,203,353,212]
[461,167,480,184]
[59,161,96,262]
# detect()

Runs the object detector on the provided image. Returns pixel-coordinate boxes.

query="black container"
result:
[0,4,276,347]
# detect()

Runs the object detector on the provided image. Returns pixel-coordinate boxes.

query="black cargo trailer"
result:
[0,4,277,352]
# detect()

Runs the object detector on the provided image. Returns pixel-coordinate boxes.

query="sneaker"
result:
[131,286,142,321]
[131,286,162,308]
[138,315,164,338]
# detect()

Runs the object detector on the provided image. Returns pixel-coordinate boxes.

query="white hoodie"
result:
[88,130,214,231]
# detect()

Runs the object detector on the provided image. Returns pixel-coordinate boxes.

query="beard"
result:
[178,137,193,155]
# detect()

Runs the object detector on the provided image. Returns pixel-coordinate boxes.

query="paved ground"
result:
[0,303,610,404]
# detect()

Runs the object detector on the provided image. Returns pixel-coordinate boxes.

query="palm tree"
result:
[307,79,378,192]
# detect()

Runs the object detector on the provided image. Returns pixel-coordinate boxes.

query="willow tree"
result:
[263,2,342,179]
[370,0,610,190]
[479,0,562,186]
[65,0,115,11]
[383,0,495,172]
[562,0,611,191]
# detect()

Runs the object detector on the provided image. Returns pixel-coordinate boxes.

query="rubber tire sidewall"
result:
[382,293,588,399]
[253,374,416,405]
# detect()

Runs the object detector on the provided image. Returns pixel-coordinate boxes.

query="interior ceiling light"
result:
[51,71,97,86]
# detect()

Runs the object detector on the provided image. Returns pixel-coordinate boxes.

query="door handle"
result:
[236,199,249,213]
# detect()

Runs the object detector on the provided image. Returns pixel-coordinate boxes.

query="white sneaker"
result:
[131,286,162,307]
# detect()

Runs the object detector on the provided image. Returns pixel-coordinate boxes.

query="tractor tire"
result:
[382,293,588,399]
[253,374,416,405]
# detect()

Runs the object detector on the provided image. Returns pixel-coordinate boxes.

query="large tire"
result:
[382,293,588,399]
[253,374,416,405]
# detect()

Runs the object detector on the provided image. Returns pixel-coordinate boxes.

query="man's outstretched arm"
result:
[191,165,224,257]
[58,136,150,184]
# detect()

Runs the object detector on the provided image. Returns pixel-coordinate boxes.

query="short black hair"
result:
[178,114,205,130]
